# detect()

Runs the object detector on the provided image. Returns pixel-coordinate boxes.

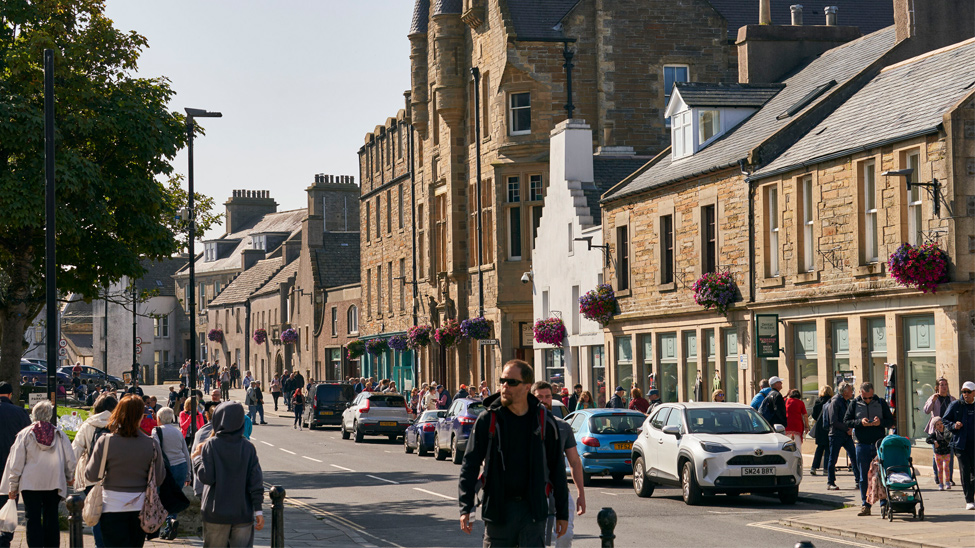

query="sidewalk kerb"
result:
[777,517,961,548]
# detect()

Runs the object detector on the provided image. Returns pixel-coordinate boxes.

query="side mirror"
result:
[662,425,681,436]
[346,402,352,409]
[773,424,786,433]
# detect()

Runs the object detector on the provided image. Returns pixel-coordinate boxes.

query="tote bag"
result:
[82,436,110,527]
[139,445,168,533]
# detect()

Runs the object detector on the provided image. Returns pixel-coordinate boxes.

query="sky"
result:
[104,1,414,239]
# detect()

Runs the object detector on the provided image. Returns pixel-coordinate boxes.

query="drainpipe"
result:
[741,160,756,304]
[406,92,420,387]
[472,67,485,386]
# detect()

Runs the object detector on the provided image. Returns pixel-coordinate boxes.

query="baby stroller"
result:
[875,435,924,521]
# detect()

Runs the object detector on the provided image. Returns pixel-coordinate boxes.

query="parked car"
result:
[341,391,411,443]
[434,397,484,464]
[21,360,71,387]
[57,365,123,390]
[405,410,446,456]
[550,400,568,419]
[630,402,801,505]
[565,409,644,485]
[304,382,356,429]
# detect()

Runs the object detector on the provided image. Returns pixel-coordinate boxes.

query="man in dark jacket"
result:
[942,381,975,509]
[608,386,627,409]
[844,382,894,516]
[567,384,582,413]
[0,382,31,548]
[762,376,788,428]
[437,385,452,410]
[454,384,469,400]
[459,360,568,546]
[193,402,264,545]
[825,382,859,490]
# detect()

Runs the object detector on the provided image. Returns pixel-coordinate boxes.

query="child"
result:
[926,417,954,490]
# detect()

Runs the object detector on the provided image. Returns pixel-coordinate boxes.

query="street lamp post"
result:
[185,107,221,439]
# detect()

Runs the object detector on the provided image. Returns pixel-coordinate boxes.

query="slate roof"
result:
[506,0,580,41]
[186,209,305,275]
[64,333,93,355]
[603,26,898,203]
[432,0,462,16]
[672,82,785,109]
[754,38,975,178]
[707,0,895,41]
[135,257,187,297]
[315,233,361,289]
[253,258,299,298]
[588,157,652,225]
[207,258,284,307]
[61,297,92,323]
[409,0,430,35]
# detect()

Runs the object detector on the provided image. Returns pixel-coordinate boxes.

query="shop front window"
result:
[832,320,850,372]
[616,337,633,392]
[640,334,653,394]
[867,318,888,388]
[684,331,699,402]
[704,329,716,401]
[723,329,739,403]
[795,322,818,414]
[659,333,678,403]
[545,349,565,386]
[905,315,936,443]
[591,346,606,407]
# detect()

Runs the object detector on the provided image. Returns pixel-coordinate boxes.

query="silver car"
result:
[631,402,802,505]
[341,391,412,443]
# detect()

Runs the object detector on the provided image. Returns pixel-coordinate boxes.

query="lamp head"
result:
[185,108,222,119]
[880,168,913,178]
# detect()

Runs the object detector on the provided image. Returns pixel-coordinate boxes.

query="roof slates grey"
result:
[506,0,579,40]
[706,0,894,41]
[316,233,361,289]
[674,82,784,108]
[208,258,284,307]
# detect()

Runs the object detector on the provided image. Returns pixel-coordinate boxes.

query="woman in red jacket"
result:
[784,389,809,454]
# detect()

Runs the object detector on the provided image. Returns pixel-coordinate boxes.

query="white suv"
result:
[631,402,802,505]
[341,392,412,443]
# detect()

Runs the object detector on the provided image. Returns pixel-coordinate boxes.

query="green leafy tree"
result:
[0,0,219,401]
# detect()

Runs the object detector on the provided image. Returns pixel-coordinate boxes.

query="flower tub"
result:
[460,316,492,340]
[280,328,299,345]
[388,335,409,352]
[888,243,950,293]
[347,340,365,360]
[692,271,738,317]
[408,325,432,349]
[579,284,618,325]
[533,317,567,347]
[366,338,389,356]
[252,328,267,345]
[434,319,462,348]
[207,329,223,343]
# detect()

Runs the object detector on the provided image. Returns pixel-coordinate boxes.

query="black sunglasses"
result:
[499,378,524,386]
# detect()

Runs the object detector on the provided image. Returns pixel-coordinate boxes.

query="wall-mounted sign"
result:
[756,314,780,358]
[479,339,500,346]
[520,322,533,348]
[738,354,748,370]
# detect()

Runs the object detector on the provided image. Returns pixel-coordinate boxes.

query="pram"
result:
[875,435,924,521]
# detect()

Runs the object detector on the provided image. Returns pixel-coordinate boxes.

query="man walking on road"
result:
[459,360,569,546]
[844,382,894,516]
[761,376,787,429]
[826,382,860,491]
[533,381,585,547]
[0,382,31,548]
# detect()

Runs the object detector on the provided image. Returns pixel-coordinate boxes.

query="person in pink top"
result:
[784,389,809,453]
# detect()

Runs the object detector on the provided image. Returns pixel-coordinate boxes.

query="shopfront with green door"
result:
[904,315,936,444]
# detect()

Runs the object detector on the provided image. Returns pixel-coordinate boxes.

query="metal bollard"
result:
[795,543,815,548]
[597,507,617,548]
[65,494,85,548]
[270,485,286,548]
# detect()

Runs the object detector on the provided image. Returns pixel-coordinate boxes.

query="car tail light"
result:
[581,436,600,447]
[459,416,476,425]
[360,400,370,413]
[422,423,436,432]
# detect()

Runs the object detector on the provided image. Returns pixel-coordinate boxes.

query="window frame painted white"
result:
[508,92,531,136]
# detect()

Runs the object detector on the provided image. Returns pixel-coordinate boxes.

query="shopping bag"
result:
[0,499,18,533]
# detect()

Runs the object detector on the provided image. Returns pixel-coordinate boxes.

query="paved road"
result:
[237,408,885,548]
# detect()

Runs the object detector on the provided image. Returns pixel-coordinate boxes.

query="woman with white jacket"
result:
[1,400,76,548]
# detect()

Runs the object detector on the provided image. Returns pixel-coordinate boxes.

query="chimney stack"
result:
[893,0,975,50]
[759,0,772,24]
[824,6,838,26]
[224,190,278,235]
[791,5,803,25]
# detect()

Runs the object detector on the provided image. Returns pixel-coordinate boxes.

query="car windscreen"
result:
[316,384,354,402]
[588,414,643,435]
[685,408,772,435]
[465,402,485,416]
[419,411,442,422]
[22,363,44,372]
[368,395,406,407]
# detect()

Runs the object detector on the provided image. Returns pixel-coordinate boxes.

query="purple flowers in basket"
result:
[533,317,567,347]
[207,329,223,343]
[366,338,389,356]
[408,325,432,349]
[692,271,737,317]
[888,243,949,293]
[388,335,409,352]
[460,317,492,340]
[252,328,267,345]
[578,284,618,325]
[280,328,299,345]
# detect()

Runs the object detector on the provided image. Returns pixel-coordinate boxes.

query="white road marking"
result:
[330,464,355,472]
[280,448,296,455]
[260,441,274,447]
[367,474,399,484]
[708,510,762,514]
[384,450,392,453]
[302,456,322,463]
[747,521,878,547]
[413,487,454,501]
[600,492,619,496]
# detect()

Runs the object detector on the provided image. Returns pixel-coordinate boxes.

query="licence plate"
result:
[613,442,633,451]
[320,411,333,415]
[742,467,775,476]
[380,421,397,427]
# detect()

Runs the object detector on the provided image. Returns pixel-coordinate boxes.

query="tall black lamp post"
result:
[185,107,221,438]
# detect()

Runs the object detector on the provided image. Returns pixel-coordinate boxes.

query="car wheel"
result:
[582,472,592,487]
[611,473,625,483]
[434,434,447,461]
[418,444,428,457]
[388,434,398,442]
[341,423,351,440]
[778,487,799,505]
[726,492,742,498]
[451,436,463,465]
[354,422,364,443]
[633,457,655,498]
[404,436,414,454]
[681,461,703,506]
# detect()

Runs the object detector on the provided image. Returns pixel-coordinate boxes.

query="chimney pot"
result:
[824,6,838,25]
[791,4,803,25]
[759,0,772,24]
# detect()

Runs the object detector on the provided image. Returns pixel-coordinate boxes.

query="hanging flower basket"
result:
[434,319,462,348]
[460,316,492,340]
[579,284,619,325]
[388,335,409,352]
[252,328,267,345]
[207,328,223,343]
[888,242,950,293]
[347,339,365,360]
[408,325,432,349]
[692,271,738,316]
[366,338,389,356]
[280,328,299,345]
[533,317,567,347]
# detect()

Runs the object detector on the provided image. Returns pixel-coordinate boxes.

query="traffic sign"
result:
[58,339,67,348]
[135,337,143,345]
[135,345,143,355]
[478,339,500,346]
[58,347,67,356]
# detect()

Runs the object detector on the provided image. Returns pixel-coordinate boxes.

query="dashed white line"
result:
[367,474,399,484]
[384,450,392,453]
[302,456,322,463]
[600,492,619,496]
[413,487,454,501]
[280,448,296,455]
[330,464,355,472]
[260,441,274,447]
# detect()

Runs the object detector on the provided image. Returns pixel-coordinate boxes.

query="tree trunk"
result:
[0,253,40,404]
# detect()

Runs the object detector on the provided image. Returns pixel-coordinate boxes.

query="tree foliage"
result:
[0,0,217,399]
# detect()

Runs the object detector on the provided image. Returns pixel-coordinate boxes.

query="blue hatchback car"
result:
[435,397,485,464]
[565,409,645,485]
[405,410,446,456]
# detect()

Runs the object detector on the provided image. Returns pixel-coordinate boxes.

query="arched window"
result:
[347,305,358,334]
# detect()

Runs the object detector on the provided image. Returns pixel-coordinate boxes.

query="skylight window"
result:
[777,80,836,120]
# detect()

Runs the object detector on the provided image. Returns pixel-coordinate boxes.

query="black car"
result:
[304,382,356,429]
[57,365,123,390]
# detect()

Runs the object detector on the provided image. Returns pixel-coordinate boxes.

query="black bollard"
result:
[597,507,617,548]
[795,543,815,548]
[270,485,286,548]
[65,494,85,548]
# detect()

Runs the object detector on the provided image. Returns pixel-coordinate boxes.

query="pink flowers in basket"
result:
[252,328,267,345]
[434,319,462,348]
[691,271,737,317]
[578,284,618,325]
[888,243,950,293]
[207,329,223,343]
[533,317,567,347]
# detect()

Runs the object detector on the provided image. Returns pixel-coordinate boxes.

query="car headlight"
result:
[782,441,797,452]
[699,441,731,453]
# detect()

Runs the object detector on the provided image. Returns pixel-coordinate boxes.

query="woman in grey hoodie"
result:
[192,402,265,547]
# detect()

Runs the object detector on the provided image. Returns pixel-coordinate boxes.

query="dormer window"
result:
[252,234,267,250]
[204,242,216,262]
[672,111,693,159]
[698,110,720,144]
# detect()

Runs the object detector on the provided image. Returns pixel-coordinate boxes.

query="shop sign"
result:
[756,314,780,358]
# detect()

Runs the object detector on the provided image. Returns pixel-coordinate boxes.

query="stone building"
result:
[598,1,974,444]
[358,0,894,390]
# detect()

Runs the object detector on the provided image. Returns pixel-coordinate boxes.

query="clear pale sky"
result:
[104,1,414,239]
